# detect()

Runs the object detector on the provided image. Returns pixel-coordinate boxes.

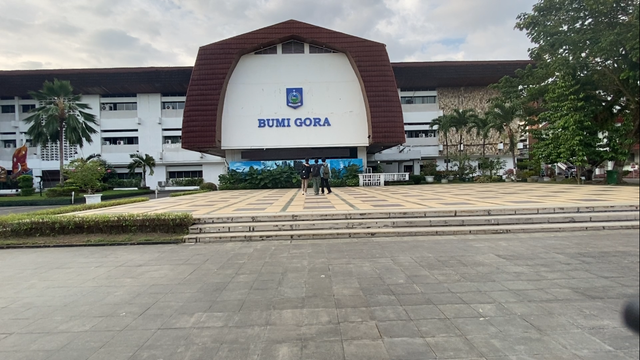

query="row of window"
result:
[2,102,186,114]
[1,104,35,114]
[168,171,203,179]
[400,96,437,105]
[255,41,337,55]
[101,136,182,145]
[405,130,437,138]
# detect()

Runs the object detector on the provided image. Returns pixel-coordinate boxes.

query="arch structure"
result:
[181,20,405,162]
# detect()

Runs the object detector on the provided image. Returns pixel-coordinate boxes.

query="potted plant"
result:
[504,168,516,182]
[421,161,437,183]
[441,170,451,183]
[64,159,106,204]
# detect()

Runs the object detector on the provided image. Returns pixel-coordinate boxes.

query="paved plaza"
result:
[74,183,640,216]
[0,230,638,359]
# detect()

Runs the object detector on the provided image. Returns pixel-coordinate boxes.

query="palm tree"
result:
[431,114,453,171]
[467,115,493,157]
[23,79,98,185]
[127,153,156,188]
[448,109,478,152]
[487,102,521,173]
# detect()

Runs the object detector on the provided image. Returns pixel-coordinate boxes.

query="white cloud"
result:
[0,0,538,70]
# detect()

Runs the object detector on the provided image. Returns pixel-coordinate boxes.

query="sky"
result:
[0,0,539,70]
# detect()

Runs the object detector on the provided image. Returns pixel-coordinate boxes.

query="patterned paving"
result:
[75,183,640,216]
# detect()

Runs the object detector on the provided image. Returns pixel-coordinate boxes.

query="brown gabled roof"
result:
[0,67,192,97]
[181,19,406,156]
[392,60,534,89]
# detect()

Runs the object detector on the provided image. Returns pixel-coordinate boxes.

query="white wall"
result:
[221,49,369,149]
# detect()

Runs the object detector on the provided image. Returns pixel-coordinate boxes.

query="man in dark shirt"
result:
[310,158,322,195]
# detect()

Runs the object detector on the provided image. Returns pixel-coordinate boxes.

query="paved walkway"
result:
[0,230,637,359]
[75,183,640,216]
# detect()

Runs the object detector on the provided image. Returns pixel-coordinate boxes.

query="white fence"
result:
[358,173,409,187]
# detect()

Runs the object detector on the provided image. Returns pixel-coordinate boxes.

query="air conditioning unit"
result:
[419,133,426,138]
[116,141,124,145]
[158,181,166,187]
[164,105,174,110]
[165,140,172,144]
[101,104,114,111]
[102,141,111,146]
[6,144,15,148]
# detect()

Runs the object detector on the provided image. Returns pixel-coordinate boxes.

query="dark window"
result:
[102,137,139,145]
[21,104,35,113]
[309,44,336,54]
[162,102,185,110]
[3,140,17,148]
[255,45,277,55]
[102,129,138,133]
[163,136,182,144]
[405,130,437,138]
[101,94,137,98]
[101,103,137,111]
[1,105,15,114]
[168,170,203,179]
[281,40,304,54]
[400,96,437,105]
[161,93,186,97]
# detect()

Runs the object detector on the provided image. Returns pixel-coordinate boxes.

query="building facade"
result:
[0,21,532,188]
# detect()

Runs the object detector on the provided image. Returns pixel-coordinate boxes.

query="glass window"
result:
[3,140,17,148]
[400,96,437,105]
[162,102,185,110]
[1,105,15,114]
[163,136,182,144]
[254,45,277,55]
[21,104,35,113]
[309,44,336,54]
[281,40,304,54]
[101,103,137,111]
[405,130,437,138]
[168,170,203,179]
[102,137,139,145]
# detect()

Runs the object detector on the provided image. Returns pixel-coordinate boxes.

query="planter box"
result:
[441,179,449,184]
[84,194,102,204]
[424,176,435,183]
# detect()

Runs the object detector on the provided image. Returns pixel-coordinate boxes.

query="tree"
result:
[487,102,521,173]
[448,109,477,152]
[509,0,639,180]
[431,114,453,171]
[127,153,156,188]
[467,114,493,157]
[23,79,98,185]
[64,158,106,194]
[85,154,118,185]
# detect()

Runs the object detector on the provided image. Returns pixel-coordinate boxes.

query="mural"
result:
[10,145,32,180]
[229,159,363,174]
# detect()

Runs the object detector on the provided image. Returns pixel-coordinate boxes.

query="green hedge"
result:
[0,213,193,238]
[24,197,149,216]
[170,190,210,197]
[1,189,153,207]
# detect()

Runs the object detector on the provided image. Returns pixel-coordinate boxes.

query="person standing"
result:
[300,158,311,195]
[311,158,322,195]
[320,158,332,194]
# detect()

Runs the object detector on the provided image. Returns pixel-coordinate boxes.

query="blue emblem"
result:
[286,88,303,109]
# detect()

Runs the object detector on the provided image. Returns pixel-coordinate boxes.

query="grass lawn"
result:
[0,189,152,205]
[0,233,183,247]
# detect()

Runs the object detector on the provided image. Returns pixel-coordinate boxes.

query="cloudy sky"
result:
[0,0,539,70]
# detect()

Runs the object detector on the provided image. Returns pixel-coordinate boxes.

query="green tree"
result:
[127,153,156,188]
[23,79,98,185]
[64,158,106,194]
[448,109,477,152]
[431,114,453,171]
[487,102,521,173]
[467,114,493,157]
[506,0,639,180]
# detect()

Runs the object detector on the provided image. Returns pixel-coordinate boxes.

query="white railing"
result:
[358,173,410,187]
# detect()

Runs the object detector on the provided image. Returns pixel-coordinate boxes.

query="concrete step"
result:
[193,204,639,224]
[189,211,640,234]
[184,221,640,243]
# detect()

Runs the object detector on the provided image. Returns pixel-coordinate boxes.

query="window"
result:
[1,105,15,114]
[405,130,437,138]
[162,102,185,110]
[21,104,35,113]
[254,45,277,55]
[168,170,203,179]
[101,103,137,111]
[3,140,17,148]
[309,44,336,54]
[102,137,139,145]
[163,136,182,144]
[281,40,304,54]
[400,96,437,105]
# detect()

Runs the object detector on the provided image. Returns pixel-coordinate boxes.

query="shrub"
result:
[170,190,209,197]
[64,159,106,194]
[107,178,141,188]
[0,212,191,238]
[45,186,79,198]
[24,197,149,216]
[410,174,423,184]
[18,175,35,196]
[170,178,204,186]
[420,161,438,177]
[475,175,492,183]
[200,182,218,191]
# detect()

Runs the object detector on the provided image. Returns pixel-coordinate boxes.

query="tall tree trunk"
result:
[444,137,449,171]
[141,166,146,188]
[58,121,64,185]
[482,138,486,158]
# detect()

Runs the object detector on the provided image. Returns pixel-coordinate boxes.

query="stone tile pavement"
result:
[74,183,640,216]
[0,230,638,359]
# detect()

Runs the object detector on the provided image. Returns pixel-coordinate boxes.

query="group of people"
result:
[300,158,332,196]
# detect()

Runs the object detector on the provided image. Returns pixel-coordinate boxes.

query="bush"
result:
[170,178,204,186]
[23,197,149,216]
[107,178,141,188]
[64,159,106,194]
[45,186,80,198]
[17,175,34,196]
[200,182,218,191]
[0,212,192,238]
[410,174,422,184]
[170,190,209,197]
